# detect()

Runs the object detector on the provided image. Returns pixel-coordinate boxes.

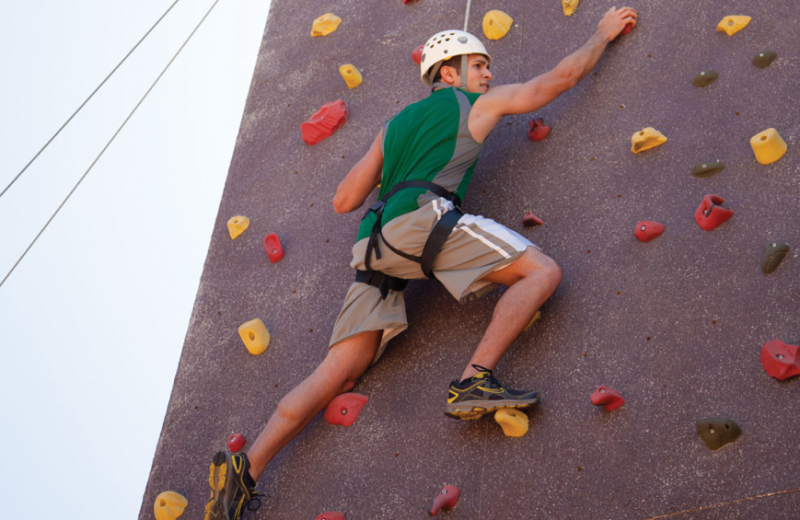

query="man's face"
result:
[465,55,492,93]
[441,54,493,93]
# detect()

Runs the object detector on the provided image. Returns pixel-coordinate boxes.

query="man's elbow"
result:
[332,191,353,214]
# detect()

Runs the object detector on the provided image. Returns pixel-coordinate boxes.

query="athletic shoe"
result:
[445,364,540,420]
[204,451,261,520]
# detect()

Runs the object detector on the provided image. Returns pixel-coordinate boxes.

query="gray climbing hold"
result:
[762,241,790,274]
[753,50,777,69]
[692,69,718,87]
[691,161,725,178]
[696,417,741,450]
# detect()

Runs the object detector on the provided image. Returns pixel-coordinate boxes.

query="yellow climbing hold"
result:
[311,13,341,37]
[238,319,271,356]
[154,491,188,520]
[482,10,514,40]
[495,409,529,437]
[750,128,787,165]
[631,127,667,154]
[339,64,362,89]
[227,216,250,240]
[523,311,542,332]
[562,0,581,17]
[716,15,751,36]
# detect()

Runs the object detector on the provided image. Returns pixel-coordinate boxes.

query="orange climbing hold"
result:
[311,13,342,37]
[315,513,345,520]
[527,119,550,141]
[631,127,667,154]
[227,433,246,453]
[238,319,271,356]
[590,386,625,411]
[523,310,542,332]
[716,15,751,36]
[750,128,787,165]
[412,44,424,65]
[324,393,369,427]
[428,485,460,516]
[494,408,529,437]
[154,491,188,520]
[227,216,250,240]
[263,233,285,263]
[760,340,800,381]
[694,194,733,231]
[634,221,664,242]
[301,100,348,146]
[523,212,544,227]
[562,0,581,17]
[339,64,362,89]
[482,10,514,40]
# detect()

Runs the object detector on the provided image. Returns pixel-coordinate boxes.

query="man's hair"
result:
[431,55,463,84]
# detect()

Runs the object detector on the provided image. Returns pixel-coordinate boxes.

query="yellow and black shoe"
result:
[204,451,261,520]
[445,364,540,421]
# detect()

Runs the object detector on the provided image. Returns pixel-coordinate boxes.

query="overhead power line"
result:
[0,0,182,200]
[0,0,223,290]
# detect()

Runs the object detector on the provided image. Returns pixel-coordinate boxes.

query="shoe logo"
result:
[477,385,504,394]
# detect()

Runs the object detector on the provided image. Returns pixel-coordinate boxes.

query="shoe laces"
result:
[471,364,502,390]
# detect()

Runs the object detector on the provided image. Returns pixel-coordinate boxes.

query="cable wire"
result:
[0,0,222,290]
[0,0,182,200]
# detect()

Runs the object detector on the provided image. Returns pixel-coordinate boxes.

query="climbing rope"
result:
[463,0,472,31]
[0,0,223,290]
[0,0,182,200]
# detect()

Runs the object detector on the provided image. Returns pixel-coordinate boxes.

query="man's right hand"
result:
[597,6,638,42]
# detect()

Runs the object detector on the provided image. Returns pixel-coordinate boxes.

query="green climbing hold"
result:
[696,417,741,450]
[762,241,790,274]
[692,70,718,87]
[691,161,725,178]
[753,50,777,69]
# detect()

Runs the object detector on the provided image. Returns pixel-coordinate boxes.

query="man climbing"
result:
[205,7,638,519]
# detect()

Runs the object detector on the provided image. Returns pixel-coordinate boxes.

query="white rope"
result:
[464,0,472,31]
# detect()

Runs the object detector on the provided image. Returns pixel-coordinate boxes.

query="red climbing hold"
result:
[527,119,550,141]
[227,433,246,453]
[324,393,369,427]
[590,386,625,411]
[634,220,664,242]
[760,340,800,381]
[428,485,460,516]
[315,512,345,520]
[412,44,424,65]
[620,23,633,36]
[523,212,544,227]
[263,233,285,263]
[301,100,348,146]
[694,194,733,231]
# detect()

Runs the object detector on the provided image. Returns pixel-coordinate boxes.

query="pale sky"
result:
[0,0,271,517]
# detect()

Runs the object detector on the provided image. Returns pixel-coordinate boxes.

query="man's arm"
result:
[473,7,637,126]
[332,130,383,214]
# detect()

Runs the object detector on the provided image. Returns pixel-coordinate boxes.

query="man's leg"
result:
[246,330,381,481]
[460,246,561,381]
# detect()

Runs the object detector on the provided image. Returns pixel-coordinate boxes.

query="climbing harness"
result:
[356,180,463,299]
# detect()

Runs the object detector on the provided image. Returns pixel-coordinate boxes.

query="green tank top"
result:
[356,85,485,241]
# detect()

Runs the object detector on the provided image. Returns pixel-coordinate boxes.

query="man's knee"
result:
[521,247,561,283]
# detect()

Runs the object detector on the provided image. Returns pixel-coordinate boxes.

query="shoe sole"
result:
[205,451,229,520]
[444,397,541,421]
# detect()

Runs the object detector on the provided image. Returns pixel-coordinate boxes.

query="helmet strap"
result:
[460,56,469,90]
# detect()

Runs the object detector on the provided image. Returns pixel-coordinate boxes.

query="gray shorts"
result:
[329,197,537,363]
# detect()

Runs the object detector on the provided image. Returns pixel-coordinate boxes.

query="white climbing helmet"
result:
[419,29,491,88]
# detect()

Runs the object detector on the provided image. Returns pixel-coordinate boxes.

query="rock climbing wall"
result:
[140,1,800,518]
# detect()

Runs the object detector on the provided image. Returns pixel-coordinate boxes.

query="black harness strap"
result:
[362,180,461,274]
[355,269,408,299]
[357,180,464,298]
